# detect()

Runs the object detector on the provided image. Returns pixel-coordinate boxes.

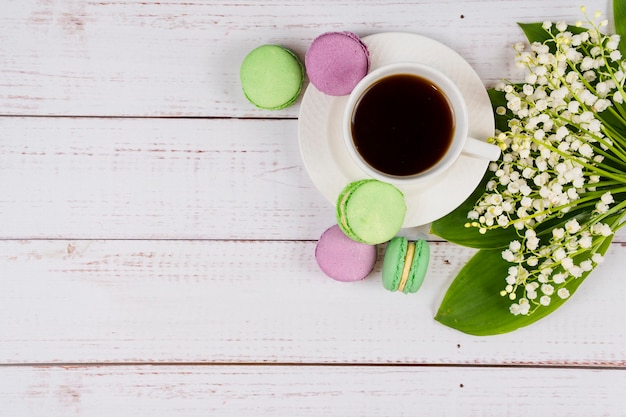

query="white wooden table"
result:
[2,1,625,415]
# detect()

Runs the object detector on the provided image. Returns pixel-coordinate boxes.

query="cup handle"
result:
[462,137,501,161]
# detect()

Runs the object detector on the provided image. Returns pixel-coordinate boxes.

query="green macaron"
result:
[382,237,430,294]
[336,179,406,245]
[240,44,304,110]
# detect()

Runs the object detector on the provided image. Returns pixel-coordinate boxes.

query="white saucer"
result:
[298,32,494,227]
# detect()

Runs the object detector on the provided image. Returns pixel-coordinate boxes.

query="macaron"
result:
[382,237,430,294]
[240,44,304,110]
[315,225,377,282]
[336,179,406,245]
[305,31,370,96]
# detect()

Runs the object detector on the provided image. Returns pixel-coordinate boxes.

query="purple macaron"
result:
[315,225,377,282]
[305,31,370,96]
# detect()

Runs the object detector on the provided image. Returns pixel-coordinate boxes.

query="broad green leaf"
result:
[434,233,614,336]
[615,0,626,55]
[519,22,553,45]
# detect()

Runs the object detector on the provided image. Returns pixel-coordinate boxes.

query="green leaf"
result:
[519,22,553,45]
[518,22,586,51]
[615,0,626,55]
[434,233,614,336]
[488,88,515,132]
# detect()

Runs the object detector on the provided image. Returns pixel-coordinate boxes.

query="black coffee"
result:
[351,74,455,177]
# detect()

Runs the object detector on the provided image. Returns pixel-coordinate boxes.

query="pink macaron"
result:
[315,225,377,282]
[305,31,370,96]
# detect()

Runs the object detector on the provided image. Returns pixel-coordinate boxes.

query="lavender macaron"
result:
[305,31,370,96]
[315,225,377,282]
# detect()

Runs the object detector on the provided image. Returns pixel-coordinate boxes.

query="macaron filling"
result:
[397,241,415,292]
[382,237,429,294]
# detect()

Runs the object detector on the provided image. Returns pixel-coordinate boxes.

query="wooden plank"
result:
[0,117,335,240]
[3,116,625,241]
[1,239,625,365]
[0,0,607,117]
[4,2,625,415]
[2,364,625,416]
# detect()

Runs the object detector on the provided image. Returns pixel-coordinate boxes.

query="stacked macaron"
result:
[315,179,405,282]
[314,179,430,294]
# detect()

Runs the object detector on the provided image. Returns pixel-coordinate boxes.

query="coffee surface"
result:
[351,74,454,177]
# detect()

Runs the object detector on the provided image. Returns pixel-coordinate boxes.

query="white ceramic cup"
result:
[343,62,501,184]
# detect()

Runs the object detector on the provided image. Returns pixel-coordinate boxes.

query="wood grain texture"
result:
[3,116,625,241]
[2,239,625,365]
[0,0,607,117]
[2,365,625,417]
[2,0,625,414]
[0,117,334,240]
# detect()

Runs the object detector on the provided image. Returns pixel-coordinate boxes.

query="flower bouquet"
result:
[432,3,626,335]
